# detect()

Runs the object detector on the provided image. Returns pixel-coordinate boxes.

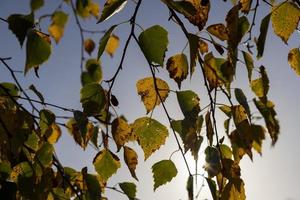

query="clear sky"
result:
[1,0,300,200]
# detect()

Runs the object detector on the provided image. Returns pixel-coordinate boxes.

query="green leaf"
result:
[161,0,196,16]
[98,0,127,23]
[166,53,189,89]
[152,160,177,191]
[97,25,117,60]
[48,11,68,43]
[7,13,34,47]
[254,99,279,145]
[271,2,300,43]
[73,110,88,138]
[119,182,137,200]
[0,82,19,98]
[29,84,44,104]
[250,66,269,98]
[93,149,121,181]
[176,90,200,119]
[84,173,102,199]
[188,33,199,77]
[186,175,193,200]
[31,0,44,11]
[242,51,254,81]
[237,16,250,41]
[206,177,217,200]
[124,146,138,180]
[288,48,300,76]
[220,144,233,159]
[234,88,251,121]
[24,132,39,151]
[80,83,106,116]
[36,142,54,168]
[138,25,168,66]
[221,178,246,200]
[256,14,270,59]
[136,77,169,113]
[204,146,221,177]
[132,117,168,160]
[25,30,51,75]
[39,109,55,136]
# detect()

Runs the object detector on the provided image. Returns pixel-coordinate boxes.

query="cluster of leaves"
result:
[0,0,300,199]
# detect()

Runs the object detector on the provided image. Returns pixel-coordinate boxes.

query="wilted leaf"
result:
[124,146,138,180]
[105,34,119,57]
[136,77,169,113]
[93,149,121,181]
[31,0,44,11]
[240,0,252,14]
[139,25,168,66]
[36,142,54,168]
[132,117,168,160]
[204,146,221,177]
[206,177,217,200]
[187,175,193,200]
[97,25,117,60]
[234,88,251,121]
[112,118,132,151]
[221,178,246,200]
[176,90,200,119]
[231,105,248,126]
[199,39,208,55]
[48,11,68,43]
[25,30,51,74]
[152,160,177,191]
[219,105,232,117]
[185,0,210,30]
[98,0,127,23]
[242,51,254,81]
[7,13,34,47]
[254,99,279,145]
[256,14,271,59]
[166,53,188,88]
[288,48,300,76]
[250,66,269,98]
[80,83,106,116]
[84,38,95,55]
[222,159,241,180]
[119,182,137,200]
[188,33,199,77]
[271,2,300,43]
[251,124,265,155]
[205,111,214,146]
[207,23,228,41]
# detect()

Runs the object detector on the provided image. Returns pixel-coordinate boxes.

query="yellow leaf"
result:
[89,1,100,18]
[105,34,119,57]
[206,23,228,41]
[288,48,300,76]
[271,2,300,43]
[250,66,269,98]
[112,117,132,151]
[186,0,210,30]
[84,38,95,55]
[199,39,208,55]
[47,123,62,144]
[76,0,100,19]
[221,179,246,200]
[231,105,248,126]
[124,146,138,180]
[240,0,252,14]
[136,77,169,113]
[166,53,188,89]
[48,11,68,43]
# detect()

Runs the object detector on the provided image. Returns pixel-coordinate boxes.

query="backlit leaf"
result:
[76,0,100,19]
[271,2,300,43]
[81,59,103,86]
[204,146,221,177]
[119,182,137,200]
[31,0,44,11]
[238,16,250,40]
[47,123,61,144]
[80,83,106,116]
[36,142,54,168]
[0,82,19,99]
[251,124,265,155]
[105,34,119,57]
[139,25,168,66]
[93,149,121,181]
[234,88,251,121]
[207,23,228,41]
[288,48,300,76]
[152,160,177,191]
[176,90,200,119]
[166,53,188,89]
[98,0,127,23]
[24,132,39,151]
[7,13,34,47]
[48,11,68,43]
[185,0,210,30]
[25,30,51,75]
[132,117,168,160]
[124,146,138,180]
[84,38,95,55]
[136,77,169,113]
[205,111,214,146]
[242,51,254,81]
[188,33,199,77]
[39,109,55,136]
[250,66,269,98]
[97,25,117,60]
[221,178,246,200]
[240,0,252,14]
[112,118,132,151]
[256,14,271,59]
[199,39,209,55]
[220,144,233,159]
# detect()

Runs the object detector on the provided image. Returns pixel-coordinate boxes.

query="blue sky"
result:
[1,0,300,199]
